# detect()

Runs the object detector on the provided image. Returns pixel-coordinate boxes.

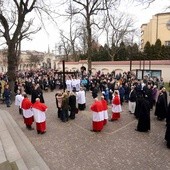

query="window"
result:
[165,41,170,46]
[166,20,170,30]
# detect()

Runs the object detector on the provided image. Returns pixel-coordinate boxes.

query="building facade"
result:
[0,50,170,82]
[141,12,170,50]
[0,50,60,72]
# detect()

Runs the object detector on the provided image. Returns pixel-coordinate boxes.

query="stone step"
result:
[0,161,18,170]
[0,110,50,170]
[0,111,27,170]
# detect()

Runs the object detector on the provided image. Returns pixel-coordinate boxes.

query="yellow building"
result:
[141,12,170,50]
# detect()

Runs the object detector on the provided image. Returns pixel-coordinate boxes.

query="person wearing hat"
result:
[32,98,48,134]
[110,90,122,121]
[100,96,108,125]
[21,94,34,130]
[90,97,104,132]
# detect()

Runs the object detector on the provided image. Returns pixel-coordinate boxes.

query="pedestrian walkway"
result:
[1,91,170,170]
[0,109,50,170]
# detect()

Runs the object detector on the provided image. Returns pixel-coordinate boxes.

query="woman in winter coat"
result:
[55,92,63,118]
[61,92,69,122]
[69,91,77,119]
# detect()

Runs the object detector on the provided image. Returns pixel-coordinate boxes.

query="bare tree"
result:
[58,30,72,61]
[58,3,80,62]
[104,11,136,60]
[78,22,88,55]
[64,0,121,71]
[134,0,155,6]
[0,0,56,98]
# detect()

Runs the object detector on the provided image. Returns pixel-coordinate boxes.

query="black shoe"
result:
[28,127,34,130]
[26,125,34,130]
[109,119,114,122]
[90,129,100,132]
[27,126,34,130]
[41,131,46,134]
[37,130,40,134]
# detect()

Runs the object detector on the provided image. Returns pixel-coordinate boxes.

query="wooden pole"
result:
[62,60,65,92]
[149,60,151,70]
[130,60,132,71]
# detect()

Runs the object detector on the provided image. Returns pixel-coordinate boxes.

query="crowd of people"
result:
[0,68,170,148]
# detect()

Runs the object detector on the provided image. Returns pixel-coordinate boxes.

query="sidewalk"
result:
[0,109,50,170]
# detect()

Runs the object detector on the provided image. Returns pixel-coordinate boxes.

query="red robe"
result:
[111,95,122,120]
[21,98,34,126]
[32,101,48,133]
[90,101,104,131]
[100,99,108,125]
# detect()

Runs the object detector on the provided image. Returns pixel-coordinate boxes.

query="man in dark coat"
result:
[165,102,170,148]
[68,91,77,119]
[155,89,167,121]
[90,83,98,99]
[129,86,137,114]
[3,84,11,107]
[144,84,153,110]
[31,84,45,104]
[136,95,150,132]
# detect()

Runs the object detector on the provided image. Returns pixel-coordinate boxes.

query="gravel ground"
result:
[1,89,170,170]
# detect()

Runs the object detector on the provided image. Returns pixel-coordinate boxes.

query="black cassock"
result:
[136,98,150,132]
[165,103,170,148]
[155,93,167,120]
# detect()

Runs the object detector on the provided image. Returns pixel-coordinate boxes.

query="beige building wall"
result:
[60,60,170,82]
[141,12,170,50]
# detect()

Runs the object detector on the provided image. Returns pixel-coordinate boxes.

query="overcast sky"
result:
[21,0,170,53]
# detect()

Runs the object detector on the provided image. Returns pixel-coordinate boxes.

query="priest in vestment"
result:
[100,96,108,125]
[32,98,48,134]
[111,90,122,121]
[90,98,104,132]
[21,94,34,130]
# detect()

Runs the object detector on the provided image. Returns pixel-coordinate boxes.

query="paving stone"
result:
[1,90,170,170]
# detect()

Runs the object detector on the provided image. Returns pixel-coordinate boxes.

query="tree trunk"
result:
[7,44,17,101]
[87,18,92,71]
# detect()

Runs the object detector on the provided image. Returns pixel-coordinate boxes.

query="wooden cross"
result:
[55,60,78,91]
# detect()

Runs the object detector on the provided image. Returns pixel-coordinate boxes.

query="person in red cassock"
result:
[21,94,34,130]
[100,96,108,125]
[32,98,48,134]
[90,97,104,132]
[110,90,122,121]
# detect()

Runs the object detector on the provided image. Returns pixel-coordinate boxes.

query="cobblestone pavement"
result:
[1,90,170,170]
